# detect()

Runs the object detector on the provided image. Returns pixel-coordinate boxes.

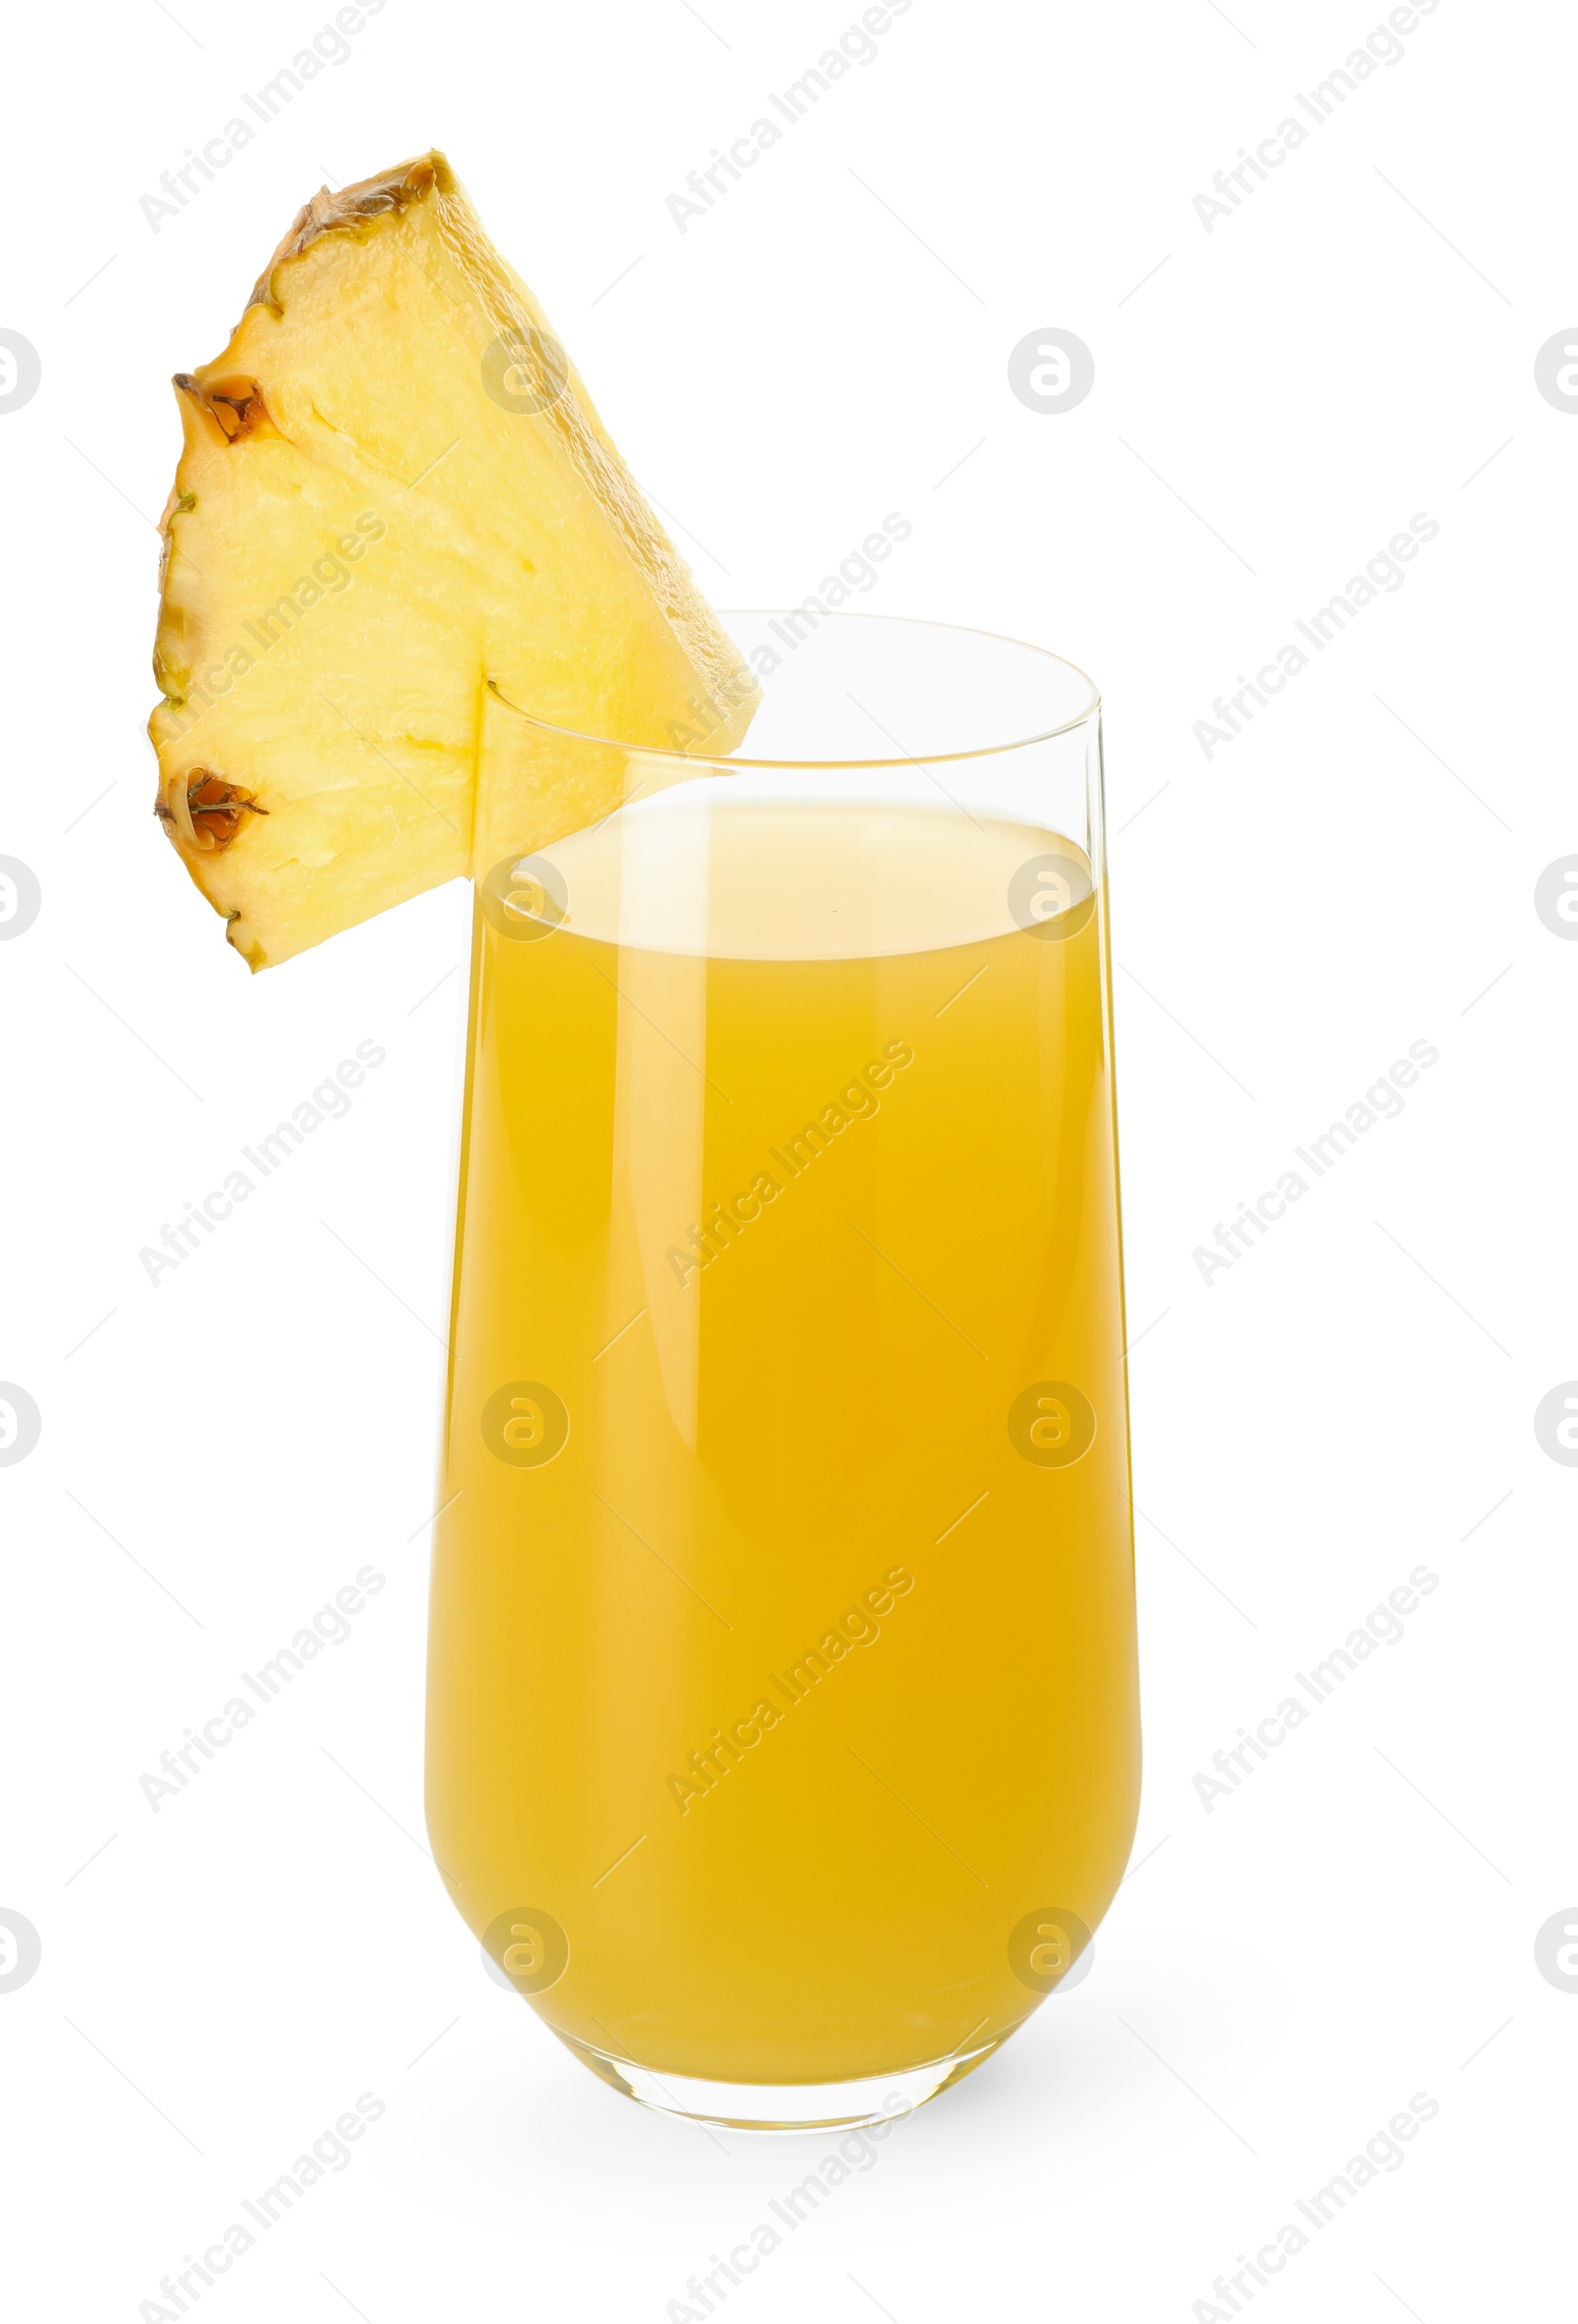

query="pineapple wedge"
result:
[150,151,757,968]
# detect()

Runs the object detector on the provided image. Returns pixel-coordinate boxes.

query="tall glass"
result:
[425,613,1139,2132]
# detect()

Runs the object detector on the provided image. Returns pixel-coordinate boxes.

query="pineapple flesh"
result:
[150,152,757,969]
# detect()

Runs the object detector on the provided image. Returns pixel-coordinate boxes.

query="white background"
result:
[2,1,1573,2317]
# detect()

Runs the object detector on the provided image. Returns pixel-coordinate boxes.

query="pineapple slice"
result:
[150,151,757,968]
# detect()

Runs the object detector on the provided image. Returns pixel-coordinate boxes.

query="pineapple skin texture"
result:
[150,153,756,969]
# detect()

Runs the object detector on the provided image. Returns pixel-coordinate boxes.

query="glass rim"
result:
[488,608,1102,771]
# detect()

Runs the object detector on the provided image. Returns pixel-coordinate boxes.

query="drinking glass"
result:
[425,612,1139,2132]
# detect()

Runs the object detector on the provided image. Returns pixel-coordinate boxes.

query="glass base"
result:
[555,2030,1002,2132]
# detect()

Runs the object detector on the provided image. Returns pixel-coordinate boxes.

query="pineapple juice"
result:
[426,787,1139,2089]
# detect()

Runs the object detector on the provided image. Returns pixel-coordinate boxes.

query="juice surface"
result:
[426,791,1139,2085]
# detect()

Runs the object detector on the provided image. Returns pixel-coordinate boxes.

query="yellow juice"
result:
[426,791,1139,2093]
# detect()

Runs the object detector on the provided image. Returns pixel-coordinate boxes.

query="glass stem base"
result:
[553,2030,1003,2132]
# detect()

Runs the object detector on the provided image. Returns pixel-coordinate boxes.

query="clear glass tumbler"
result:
[425,611,1139,2131]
